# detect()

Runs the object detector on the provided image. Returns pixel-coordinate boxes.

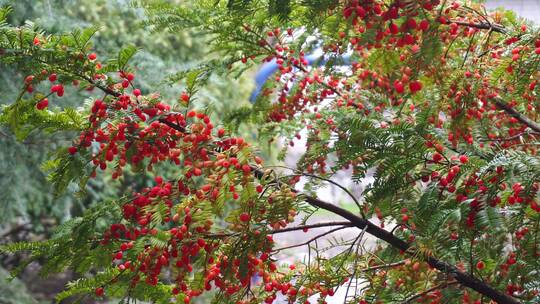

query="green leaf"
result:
[118,44,139,70]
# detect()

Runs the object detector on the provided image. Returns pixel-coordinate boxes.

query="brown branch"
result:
[452,21,507,34]
[360,260,406,272]
[249,167,520,304]
[272,225,351,252]
[479,131,540,142]
[494,98,540,133]
[201,221,354,239]
[401,281,459,304]
[83,69,520,304]
[268,221,354,234]
[153,119,519,303]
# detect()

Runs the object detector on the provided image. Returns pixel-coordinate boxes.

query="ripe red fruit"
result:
[407,18,417,30]
[95,287,104,297]
[24,75,34,84]
[476,261,485,270]
[217,128,225,137]
[51,84,64,96]
[36,98,49,110]
[133,89,141,96]
[68,146,78,155]
[241,164,251,174]
[409,80,423,94]
[459,155,469,164]
[394,80,404,94]
[48,73,57,82]
[181,92,189,102]
[88,53,97,60]
[419,20,430,31]
[432,152,443,163]
[389,23,399,35]
[239,212,251,222]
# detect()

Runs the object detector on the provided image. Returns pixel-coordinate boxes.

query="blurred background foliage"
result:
[0,1,254,302]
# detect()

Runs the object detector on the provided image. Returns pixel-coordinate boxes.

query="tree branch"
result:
[268,221,353,234]
[401,281,459,304]
[452,21,507,34]
[272,225,351,252]
[250,167,521,304]
[147,119,520,303]
[493,98,540,133]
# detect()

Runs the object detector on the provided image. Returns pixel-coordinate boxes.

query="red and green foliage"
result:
[1,1,539,303]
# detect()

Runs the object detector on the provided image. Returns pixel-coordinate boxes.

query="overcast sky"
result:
[486,0,540,22]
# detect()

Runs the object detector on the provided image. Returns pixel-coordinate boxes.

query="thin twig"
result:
[401,281,459,303]
[272,226,351,252]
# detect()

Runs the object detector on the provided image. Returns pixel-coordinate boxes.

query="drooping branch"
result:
[493,98,540,133]
[250,167,521,304]
[83,61,521,304]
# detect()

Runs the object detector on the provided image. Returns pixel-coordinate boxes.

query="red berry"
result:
[459,155,469,164]
[48,73,57,82]
[432,152,443,163]
[419,20,430,31]
[95,287,104,297]
[51,84,64,96]
[239,212,251,222]
[181,92,189,102]
[36,99,49,110]
[409,80,423,94]
[68,146,78,155]
[88,53,97,60]
[394,80,404,94]
[476,261,485,270]
[133,89,141,96]
[24,75,34,84]
[217,128,225,137]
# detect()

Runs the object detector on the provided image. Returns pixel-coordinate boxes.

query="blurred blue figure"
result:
[249,51,351,102]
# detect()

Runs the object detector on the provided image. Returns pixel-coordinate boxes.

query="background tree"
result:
[1,1,539,304]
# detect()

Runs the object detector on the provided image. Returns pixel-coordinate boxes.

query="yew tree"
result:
[0,1,539,303]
